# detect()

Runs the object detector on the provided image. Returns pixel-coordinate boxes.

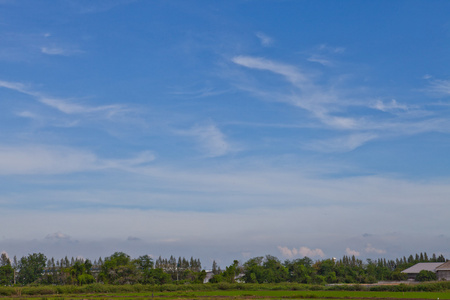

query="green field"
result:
[2,290,450,300]
[2,282,450,300]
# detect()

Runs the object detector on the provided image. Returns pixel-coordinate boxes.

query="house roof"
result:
[436,261,450,271]
[401,262,444,274]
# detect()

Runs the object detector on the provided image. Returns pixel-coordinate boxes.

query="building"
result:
[401,262,444,280]
[435,261,450,281]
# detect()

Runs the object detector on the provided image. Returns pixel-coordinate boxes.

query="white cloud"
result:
[0,80,29,92]
[231,54,450,150]
[16,111,39,119]
[0,145,154,175]
[318,44,345,54]
[41,47,68,56]
[0,79,130,118]
[232,56,309,87]
[105,151,155,168]
[39,96,127,116]
[278,246,296,258]
[308,55,333,66]
[45,232,71,240]
[305,133,377,152]
[372,99,409,113]
[0,145,98,175]
[256,32,273,47]
[231,55,357,131]
[299,247,325,258]
[428,79,450,95]
[178,123,233,157]
[365,244,386,254]
[346,248,360,256]
[278,246,325,258]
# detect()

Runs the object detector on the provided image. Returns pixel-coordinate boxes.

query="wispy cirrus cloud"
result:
[0,80,130,117]
[39,97,127,116]
[307,55,333,67]
[427,79,450,96]
[232,56,309,87]
[232,55,358,131]
[305,133,378,153]
[371,99,410,113]
[41,46,83,56]
[305,44,345,66]
[317,44,345,54]
[177,123,235,157]
[0,145,154,175]
[256,32,273,47]
[231,55,450,152]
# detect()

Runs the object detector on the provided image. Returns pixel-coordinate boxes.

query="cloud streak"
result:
[427,79,450,96]
[0,80,130,118]
[41,47,83,56]
[0,145,154,175]
[256,32,273,47]
[177,123,234,157]
[231,55,450,151]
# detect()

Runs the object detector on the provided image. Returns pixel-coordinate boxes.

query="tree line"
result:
[0,251,446,286]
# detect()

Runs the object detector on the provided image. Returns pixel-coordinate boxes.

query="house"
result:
[401,262,444,280]
[203,270,214,283]
[436,261,450,281]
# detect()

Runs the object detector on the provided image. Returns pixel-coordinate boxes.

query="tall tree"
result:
[0,252,14,286]
[17,253,47,285]
[212,260,219,275]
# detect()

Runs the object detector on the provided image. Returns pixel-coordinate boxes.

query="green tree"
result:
[0,253,14,286]
[285,257,314,283]
[212,260,219,275]
[261,255,289,283]
[134,255,154,284]
[17,253,47,285]
[243,256,264,283]
[98,252,139,284]
[416,270,437,282]
[77,273,95,285]
[211,260,241,283]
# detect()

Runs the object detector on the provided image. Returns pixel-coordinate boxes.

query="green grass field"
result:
[1,290,450,300]
[2,282,450,300]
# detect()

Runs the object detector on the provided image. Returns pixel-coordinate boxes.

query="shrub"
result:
[416,270,437,282]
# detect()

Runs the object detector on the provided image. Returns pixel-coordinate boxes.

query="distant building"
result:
[401,262,447,280]
[436,261,450,281]
[203,270,214,283]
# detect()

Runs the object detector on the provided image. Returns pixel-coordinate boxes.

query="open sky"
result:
[1,0,450,268]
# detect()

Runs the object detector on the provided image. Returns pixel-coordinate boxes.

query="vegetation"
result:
[0,251,447,287]
[416,270,437,282]
[2,282,450,298]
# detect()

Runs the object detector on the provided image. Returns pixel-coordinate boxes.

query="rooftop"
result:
[401,263,444,274]
[436,261,450,271]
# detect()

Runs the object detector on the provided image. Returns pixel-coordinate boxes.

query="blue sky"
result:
[1,0,450,267]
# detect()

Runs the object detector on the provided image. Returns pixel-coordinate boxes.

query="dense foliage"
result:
[0,251,446,286]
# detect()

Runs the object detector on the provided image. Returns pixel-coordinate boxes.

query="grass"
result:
[1,282,450,299]
[1,290,450,300]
